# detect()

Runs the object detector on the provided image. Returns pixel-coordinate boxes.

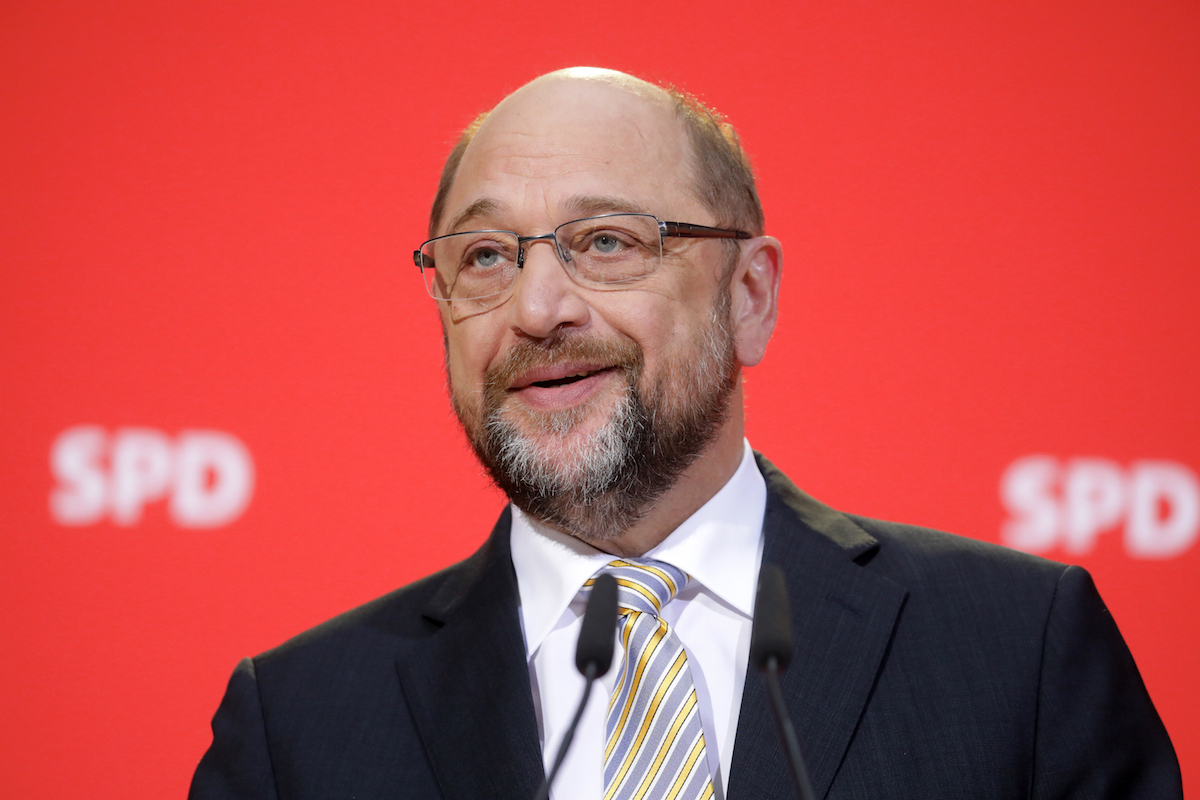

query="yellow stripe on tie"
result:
[606,618,670,756]
[629,694,700,800]
[635,563,681,597]
[662,730,709,800]
[614,577,663,612]
[596,559,712,800]
[605,649,688,795]
[606,619,641,714]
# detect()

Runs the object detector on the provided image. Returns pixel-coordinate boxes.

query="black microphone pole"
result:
[533,572,618,800]
[750,564,816,800]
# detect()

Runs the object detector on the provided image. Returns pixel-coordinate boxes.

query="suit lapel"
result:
[392,460,906,800]
[394,509,545,800]
[727,458,908,800]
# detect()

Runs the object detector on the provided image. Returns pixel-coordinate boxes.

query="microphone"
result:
[533,572,618,800]
[575,573,617,677]
[751,564,816,800]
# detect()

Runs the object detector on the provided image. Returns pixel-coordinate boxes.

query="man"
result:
[191,68,1181,799]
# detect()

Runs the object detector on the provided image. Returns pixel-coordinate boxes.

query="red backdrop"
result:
[2,1,1196,796]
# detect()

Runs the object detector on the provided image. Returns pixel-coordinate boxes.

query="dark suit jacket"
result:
[190,456,1182,799]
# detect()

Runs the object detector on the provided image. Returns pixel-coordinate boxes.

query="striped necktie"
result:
[584,559,715,800]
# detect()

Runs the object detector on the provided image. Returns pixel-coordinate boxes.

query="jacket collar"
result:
[393,507,546,800]
[726,455,908,799]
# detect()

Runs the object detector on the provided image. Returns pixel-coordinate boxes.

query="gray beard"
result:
[454,294,738,542]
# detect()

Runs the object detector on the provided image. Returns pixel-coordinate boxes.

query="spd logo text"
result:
[1001,456,1198,559]
[50,426,255,528]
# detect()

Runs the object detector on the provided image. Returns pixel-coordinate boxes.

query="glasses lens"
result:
[556,214,662,285]
[420,231,520,300]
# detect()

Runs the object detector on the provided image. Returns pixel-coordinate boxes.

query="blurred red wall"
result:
[2,0,1196,796]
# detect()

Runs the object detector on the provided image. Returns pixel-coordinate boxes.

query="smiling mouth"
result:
[530,370,602,389]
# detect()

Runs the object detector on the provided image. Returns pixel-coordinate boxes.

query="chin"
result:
[499,406,622,475]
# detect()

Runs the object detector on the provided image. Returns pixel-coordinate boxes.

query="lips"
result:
[510,364,614,391]
[481,335,643,413]
[504,363,620,411]
[530,371,598,388]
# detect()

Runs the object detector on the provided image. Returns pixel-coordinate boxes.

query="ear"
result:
[729,236,782,367]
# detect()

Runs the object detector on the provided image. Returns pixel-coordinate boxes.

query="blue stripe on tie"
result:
[586,558,714,800]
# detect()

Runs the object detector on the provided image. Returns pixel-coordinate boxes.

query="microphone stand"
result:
[533,662,598,800]
[752,564,817,800]
[761,655,816,800]
[532,572,617,800]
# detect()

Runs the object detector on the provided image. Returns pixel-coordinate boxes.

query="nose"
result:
[508,235,590,339]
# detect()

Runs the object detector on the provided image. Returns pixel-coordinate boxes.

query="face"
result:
[438,76,742,540]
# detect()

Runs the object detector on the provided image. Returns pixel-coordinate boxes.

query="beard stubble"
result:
[451,291,739,543]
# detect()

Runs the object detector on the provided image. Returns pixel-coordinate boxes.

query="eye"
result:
[591,233,626,254]
[580,228,640,257]
[459,239,514,272]
[470,246,502,268]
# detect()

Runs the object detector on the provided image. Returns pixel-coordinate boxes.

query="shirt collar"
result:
[511,440,766,660]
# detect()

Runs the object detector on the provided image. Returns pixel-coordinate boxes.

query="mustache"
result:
[483,333,644,396]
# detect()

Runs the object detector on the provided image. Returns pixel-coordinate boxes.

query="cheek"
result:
[444,320,497,393]
[594,298,686,365]
[624,297,711,350]
[444,340,475,394]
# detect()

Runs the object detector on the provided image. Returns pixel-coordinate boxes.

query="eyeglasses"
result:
[414,213,750,302]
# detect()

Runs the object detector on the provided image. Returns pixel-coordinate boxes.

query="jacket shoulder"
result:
[849,513,1070,586]
[758,451,1069,586]
[254,509,510,675]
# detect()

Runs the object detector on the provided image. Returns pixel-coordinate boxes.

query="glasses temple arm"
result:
[661,221,752,239]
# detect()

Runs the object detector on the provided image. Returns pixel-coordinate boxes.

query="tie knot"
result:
[585,558,689,618]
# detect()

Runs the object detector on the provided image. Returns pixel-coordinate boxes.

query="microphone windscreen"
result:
[576,573,618,677]
[750,563,795,671]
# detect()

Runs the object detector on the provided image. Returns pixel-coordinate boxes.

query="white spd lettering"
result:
[1001,455,1199,559]
[50,426,255,528]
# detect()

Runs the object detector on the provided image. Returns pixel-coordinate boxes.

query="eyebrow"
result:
[563,195,653,219]
[445,198,505,235]
[443,194,655,235]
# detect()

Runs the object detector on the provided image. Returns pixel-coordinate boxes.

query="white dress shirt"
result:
[510,440,767,800]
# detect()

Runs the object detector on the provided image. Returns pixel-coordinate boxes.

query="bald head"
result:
[426,68,763,241]
[513,66,671,106]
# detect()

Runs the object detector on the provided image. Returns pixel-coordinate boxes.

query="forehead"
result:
[442,80,702,233]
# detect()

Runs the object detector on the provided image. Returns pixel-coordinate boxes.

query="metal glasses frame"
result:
[413,213,752,298]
